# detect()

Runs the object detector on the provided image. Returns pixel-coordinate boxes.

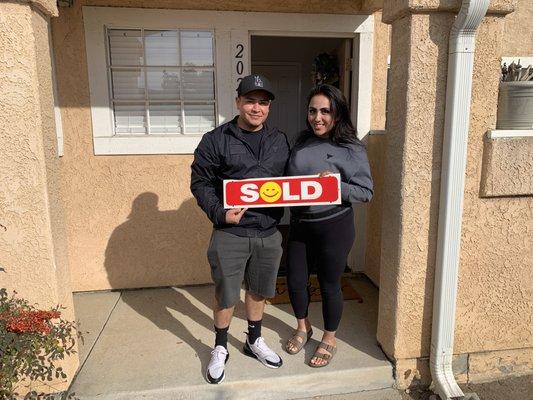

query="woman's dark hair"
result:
[300,84,359,145]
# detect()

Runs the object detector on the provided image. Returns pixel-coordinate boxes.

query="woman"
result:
[284,84,373,367]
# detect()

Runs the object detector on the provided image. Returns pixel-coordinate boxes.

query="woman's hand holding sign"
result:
[318,170,334,177]
[225,208,247,224]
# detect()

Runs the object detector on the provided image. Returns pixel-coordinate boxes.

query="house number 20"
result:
[235,43,244,82]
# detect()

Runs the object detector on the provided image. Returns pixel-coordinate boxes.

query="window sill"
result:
[486,129,533,139]
[93,135,202,155]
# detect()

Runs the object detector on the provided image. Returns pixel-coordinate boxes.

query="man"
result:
[190,74,290,384]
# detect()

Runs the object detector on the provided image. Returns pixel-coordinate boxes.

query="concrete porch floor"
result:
[68,276,397,400]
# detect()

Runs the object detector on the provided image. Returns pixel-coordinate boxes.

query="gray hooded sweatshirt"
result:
[286,134,373,221]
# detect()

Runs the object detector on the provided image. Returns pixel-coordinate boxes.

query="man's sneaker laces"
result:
[206,345,229,384]
[243,336,283,368]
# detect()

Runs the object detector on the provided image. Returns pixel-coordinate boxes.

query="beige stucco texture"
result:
[502,0,533,56]
[0,1,74,318]
[370,12,391,131]
[53,0,373,292]
[14,0,59,17]
[376,2,532,365]
[383,0,515,24]
[377,11,453,359]
[0,1,78,391]
[84,0,364,13]
[454,14,532,355]
[363,134,386,287]
[53,2,212,290]
[480,136,533,197]
[363,11,390,286]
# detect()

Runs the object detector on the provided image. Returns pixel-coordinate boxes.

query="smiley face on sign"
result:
[259,181,282,203]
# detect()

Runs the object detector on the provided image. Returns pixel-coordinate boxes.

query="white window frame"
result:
[83,7,373,155]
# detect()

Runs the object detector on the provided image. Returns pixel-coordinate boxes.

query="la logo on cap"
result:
[254,75,263,87]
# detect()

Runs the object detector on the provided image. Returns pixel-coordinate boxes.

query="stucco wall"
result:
[454,14,532,355]
[53,3,210,291]
[382,0,515,24]
[0,1,78,391]
[377,11,453,359]
[501,0,533,56]
[32,5,76,338]
[52,0,370,291]
[457,0,533,356]
[363,11,390,286]
[83,0,363,13]
[479,136,533,197]
[364,133,386,286]
[376,1,532,369]
[0,2,65,312]
[365,0,529,300]
[370,12,390,131]
[15,0,59,17]
[367,0,526,294]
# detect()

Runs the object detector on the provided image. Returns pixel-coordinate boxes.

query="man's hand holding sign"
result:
[223,174,341,209]
[225,207,247,224]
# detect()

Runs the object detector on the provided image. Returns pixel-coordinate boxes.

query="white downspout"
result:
[430,1,489,399]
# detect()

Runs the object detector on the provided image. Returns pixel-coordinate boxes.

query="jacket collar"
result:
[227,115,276,140]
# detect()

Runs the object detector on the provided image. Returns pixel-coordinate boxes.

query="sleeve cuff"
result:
[215,207,226,225]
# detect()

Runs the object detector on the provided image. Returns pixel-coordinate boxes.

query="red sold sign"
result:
[223,174,341,208]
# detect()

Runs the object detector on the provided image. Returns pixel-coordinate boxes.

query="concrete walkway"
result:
[69,277,396,400]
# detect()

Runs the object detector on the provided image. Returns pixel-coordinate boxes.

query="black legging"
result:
[286,209,355,332]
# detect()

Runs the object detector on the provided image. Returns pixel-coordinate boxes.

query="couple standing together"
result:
[190,74,373,384]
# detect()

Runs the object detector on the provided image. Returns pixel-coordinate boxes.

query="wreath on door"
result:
[311,52,339,86]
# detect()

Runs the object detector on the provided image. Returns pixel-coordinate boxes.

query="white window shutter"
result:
[107,28,215,137]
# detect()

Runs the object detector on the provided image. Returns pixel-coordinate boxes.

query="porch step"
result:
[70,280,394,400]
[70,366,394,400]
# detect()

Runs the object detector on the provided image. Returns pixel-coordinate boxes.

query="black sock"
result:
[214,325,229,349]
[247,319,262,344]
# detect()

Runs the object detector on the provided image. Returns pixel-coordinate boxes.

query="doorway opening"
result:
[250,35,355,275]
[251,35,353,146]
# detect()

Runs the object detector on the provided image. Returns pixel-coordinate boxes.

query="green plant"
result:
[0,288,79,399]
[311,52,339,86]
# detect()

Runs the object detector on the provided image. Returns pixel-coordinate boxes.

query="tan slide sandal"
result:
[285,329,313,355]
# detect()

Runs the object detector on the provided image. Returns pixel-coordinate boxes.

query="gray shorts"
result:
[206,229,283,309]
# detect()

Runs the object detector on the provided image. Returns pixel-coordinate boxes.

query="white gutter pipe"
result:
[430,1,489,399]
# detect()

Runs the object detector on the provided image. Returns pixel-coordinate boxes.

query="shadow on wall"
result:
[104,192,210,290]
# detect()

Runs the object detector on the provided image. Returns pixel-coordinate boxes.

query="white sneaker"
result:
[243,336,283,368]
[206,345,229,384]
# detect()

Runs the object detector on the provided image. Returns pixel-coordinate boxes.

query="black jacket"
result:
[190,117,290,237]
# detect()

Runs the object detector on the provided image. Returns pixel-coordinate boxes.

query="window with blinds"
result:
[107,29,216,135]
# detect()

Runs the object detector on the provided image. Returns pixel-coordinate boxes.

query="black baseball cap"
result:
[236,74,275,100]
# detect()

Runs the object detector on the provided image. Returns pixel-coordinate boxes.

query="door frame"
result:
[231,27,374,140]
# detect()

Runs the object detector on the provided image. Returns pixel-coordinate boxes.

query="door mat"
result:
[267,275,362,305]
